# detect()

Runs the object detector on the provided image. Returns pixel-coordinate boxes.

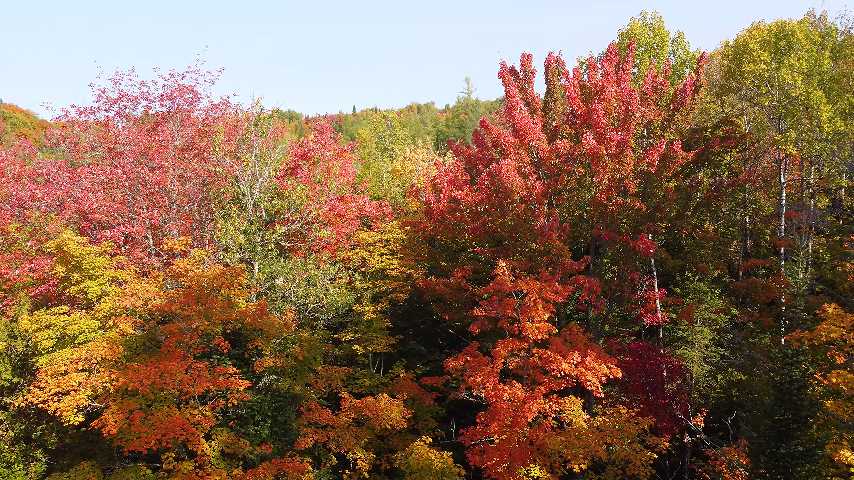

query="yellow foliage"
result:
[0,102,49,146]
[394,436,464,480]
[789,304,854,476]
[354,112,437,207]
[341,221,423,355]
[46,461,104,480]
[16,230,133,425]
[44,230,128,306]
[542,404,668,480]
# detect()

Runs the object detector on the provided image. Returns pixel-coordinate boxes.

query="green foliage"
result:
[45,462,102,480]
[709,13,844,159]
[271,108,308,139]
[616,10,699,85]
[343,221,422,355]
[0,414,48,480]
[215,108,358,323]
[355,112,438,206]
[696,24,851,477]
[670,277,739,401]
[105,465,155,480]
[337,103,438,145]
[335,92,498,157]
[433,78,500,151]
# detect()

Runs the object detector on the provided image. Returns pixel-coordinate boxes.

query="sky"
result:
[1,0,849,119]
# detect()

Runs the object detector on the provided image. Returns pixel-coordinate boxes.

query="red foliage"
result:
[415,42,706,478]
[444,325,621,478]
[274,120,391,256]
[699,439,751,480]
[1,66,241,265]
[0,217,61,307]
[92,256,289,458]
[631,273,669,326]
[432,261,622,478]
[612,341,689,435]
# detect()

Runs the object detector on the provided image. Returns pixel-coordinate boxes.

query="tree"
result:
[296,391,410,478]
[706,13,848,334]
[1,10,852,479]
[699,15,853,476]
[415,42,706,478]
[615,11,700,86]
[3,66,241,266]
[275,120,390,257]
[355,111,437,208]
[434,79,500,152]
[218,117,392,321]
[0,225,123,478]
[0,225,308,477]
[0,103,49,147]
[394,436,465,480]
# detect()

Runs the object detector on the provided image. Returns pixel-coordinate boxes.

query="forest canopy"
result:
[0,9,852,480]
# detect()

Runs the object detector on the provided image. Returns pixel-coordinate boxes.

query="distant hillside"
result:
[0,102,49,146]
[334,95,501,153]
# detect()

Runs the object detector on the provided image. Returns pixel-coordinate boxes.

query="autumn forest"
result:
[0,10,852,480]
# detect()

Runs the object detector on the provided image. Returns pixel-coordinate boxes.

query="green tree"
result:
[698,12,853,477]
[615,10,700,85]
[434,78,500,151]
[704,11,849,337]
[355,111,438,207]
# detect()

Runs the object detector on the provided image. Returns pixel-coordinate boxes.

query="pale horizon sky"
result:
[1,1,849,119]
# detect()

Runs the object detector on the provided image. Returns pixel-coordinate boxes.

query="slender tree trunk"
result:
[778,151,787,274]
[739,118,752,281]
[584,232,599,413]
[778,149,788,343]
[650,235,663,339]
[587,235,601,340]
[683,431,691,480]
[740,210,751,281]
[806,161,816,287]
[649,234,668,402]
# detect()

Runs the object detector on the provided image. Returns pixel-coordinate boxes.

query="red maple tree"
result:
[416,42,707,478]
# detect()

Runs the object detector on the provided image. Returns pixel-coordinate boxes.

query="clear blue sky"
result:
[1,0,849,118]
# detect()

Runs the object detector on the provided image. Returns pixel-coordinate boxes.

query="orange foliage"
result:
[238,457,313,480]
[88,251,293,465]
[699,440,751,480]
[789,304,854,473]
[297,392,410,477]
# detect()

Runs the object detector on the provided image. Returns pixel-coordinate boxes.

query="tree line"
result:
[0,10,851,480]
